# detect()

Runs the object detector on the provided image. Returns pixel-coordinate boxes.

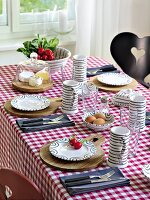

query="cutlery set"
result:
[87,65,120,76]
[60,168,130,195]
[16,114,75,132]
[64,170,117,187]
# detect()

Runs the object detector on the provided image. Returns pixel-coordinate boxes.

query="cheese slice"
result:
[35,68,49,81]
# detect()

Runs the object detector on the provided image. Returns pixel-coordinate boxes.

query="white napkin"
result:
[112,89,139,106]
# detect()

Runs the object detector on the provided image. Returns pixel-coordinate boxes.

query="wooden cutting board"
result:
[40,134,105,171]
[90,76,138,92]
[4,97,62,118]
[12,80,53,93]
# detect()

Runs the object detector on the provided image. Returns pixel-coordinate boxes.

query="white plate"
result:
[142,164,150,181]
[11,95,50,111]
[97,73,132,86]
[49,138,96,161]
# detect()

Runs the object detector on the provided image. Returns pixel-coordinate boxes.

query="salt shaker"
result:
[100,96,109,114]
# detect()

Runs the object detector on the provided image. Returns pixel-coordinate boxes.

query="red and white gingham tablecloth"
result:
[0,57,150,200]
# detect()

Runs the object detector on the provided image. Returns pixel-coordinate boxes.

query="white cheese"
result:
[19,71,34,82]
[29,75,43,87]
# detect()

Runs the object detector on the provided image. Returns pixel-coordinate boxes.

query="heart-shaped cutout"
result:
[131,47,145,63]
[110,32,150,81]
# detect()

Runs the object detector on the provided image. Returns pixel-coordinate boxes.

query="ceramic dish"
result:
[97,73,132,86]
[11,95,50,111]
[83,112,115,132]
[142,164,150,181]
[49,138,96,161]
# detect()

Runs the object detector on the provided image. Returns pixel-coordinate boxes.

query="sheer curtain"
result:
[75,0,120,62]
[75,0,150,63]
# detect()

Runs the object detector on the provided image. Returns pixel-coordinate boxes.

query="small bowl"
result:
[46,47,71,74]
[142,164,150,181]
[83,112,115,132]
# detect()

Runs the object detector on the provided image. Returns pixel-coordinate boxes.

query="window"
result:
[0,0,75,39]
[0,0,7,26]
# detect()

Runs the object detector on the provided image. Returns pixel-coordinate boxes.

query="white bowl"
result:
[46,47,71,74]
[83,112,115,132]
[19,47,71,74]
[142,164,150,181]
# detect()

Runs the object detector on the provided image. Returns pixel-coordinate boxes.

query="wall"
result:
[96,0,150,64]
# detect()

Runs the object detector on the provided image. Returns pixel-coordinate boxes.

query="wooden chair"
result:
[110,32,150,88]
[0,168,44,200]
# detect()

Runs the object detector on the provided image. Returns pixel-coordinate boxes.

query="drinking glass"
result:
[82,82,98,114]
[128,120,141,158]
[119,107,141,157]
[32,9,50,37]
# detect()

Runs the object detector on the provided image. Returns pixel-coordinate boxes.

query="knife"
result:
[65,177,127,187]
[21,120,73,127]
[64,170,115,183]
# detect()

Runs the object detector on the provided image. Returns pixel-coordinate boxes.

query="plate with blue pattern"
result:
[49,138,96,161]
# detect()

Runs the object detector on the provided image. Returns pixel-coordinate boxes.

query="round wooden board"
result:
[40,134,105,171]
[4,99,62,118]
[12,80,53,93]
[90,76,138,92]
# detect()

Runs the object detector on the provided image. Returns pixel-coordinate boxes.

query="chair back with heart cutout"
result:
[0,168,44,200]
[110,32,150,86]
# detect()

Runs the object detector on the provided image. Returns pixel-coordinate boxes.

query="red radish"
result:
[38,48,45,55]
[42,54,48,60]
[74,141,82,149]
[45,49,53,56]
[69,136,77,146]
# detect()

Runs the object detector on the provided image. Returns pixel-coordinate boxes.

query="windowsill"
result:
[0,32,76,52]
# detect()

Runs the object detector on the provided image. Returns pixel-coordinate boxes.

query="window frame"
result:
[0,0,75,39]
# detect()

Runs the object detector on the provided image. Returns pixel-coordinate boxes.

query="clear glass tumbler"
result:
[82,82,98,114]
[128,120,141,158]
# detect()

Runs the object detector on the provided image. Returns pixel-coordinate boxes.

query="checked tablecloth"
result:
[0,57,150,200]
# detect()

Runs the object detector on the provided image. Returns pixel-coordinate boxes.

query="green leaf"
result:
[17,48,25,53]
[23,41,31,49]
[49,38,59,49]
[16,35,59,57]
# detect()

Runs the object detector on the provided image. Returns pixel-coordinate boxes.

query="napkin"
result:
[112,89,138,107]
[146,112,150,126]
[60,167,130,196]
[87,65,119,77]
[16,114,75,133]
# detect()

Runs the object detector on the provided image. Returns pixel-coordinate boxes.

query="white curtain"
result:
[75,0,96,56]
[75,0,150,63]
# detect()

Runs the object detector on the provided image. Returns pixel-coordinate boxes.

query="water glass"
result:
[119,107,141,157]
[128,120,141,158]
[32,9,50,37]
[82,82,98,114]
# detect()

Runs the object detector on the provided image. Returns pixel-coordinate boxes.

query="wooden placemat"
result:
[4,97,62,118]
[40,134,105,171]
[12,80,53,93]
[90,76,138,92]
